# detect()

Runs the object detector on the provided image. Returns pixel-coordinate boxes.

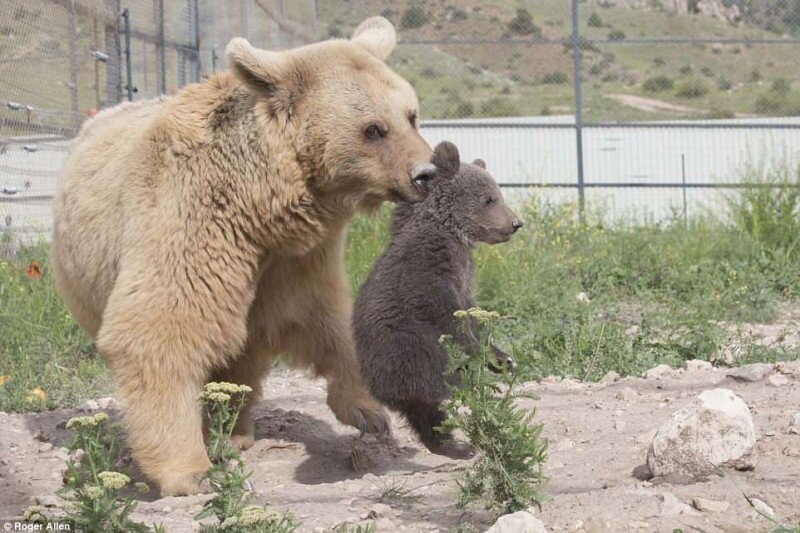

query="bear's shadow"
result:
[251,407,428,485]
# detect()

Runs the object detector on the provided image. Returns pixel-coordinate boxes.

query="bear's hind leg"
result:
[211,343,273,451]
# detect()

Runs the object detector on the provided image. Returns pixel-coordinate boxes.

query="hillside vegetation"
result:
[318,0,800,121]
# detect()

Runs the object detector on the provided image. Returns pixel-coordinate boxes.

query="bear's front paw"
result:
[158,470,211,497]
[347,405,391,437]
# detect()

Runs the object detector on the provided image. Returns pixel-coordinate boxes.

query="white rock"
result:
[766,374,789,387]
[692,497,730,513]
[370,502,395,517]
[686,360,712,372]
[750,498,775,519]
[657,492,697,516]
[485,510,547,533]
[576,292,590,304]
[96,397,119,410]
[38,443,53,453]
[644,364,673,380]
[646,389,756,479]
[555,438,574,451]
[599,371,620,387]
[81,399,99,410]
[615,387,639,402]
[726,363,772,382]
[790,412,800,435]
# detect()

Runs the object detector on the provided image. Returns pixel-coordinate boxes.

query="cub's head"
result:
[226,17,434,210]
[428,141,522,245]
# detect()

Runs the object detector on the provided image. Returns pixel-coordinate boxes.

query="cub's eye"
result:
[408,111,418,128]
[484,197,495,206]
[364,124,385,140]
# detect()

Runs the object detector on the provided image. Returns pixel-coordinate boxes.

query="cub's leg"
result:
[400,401,473,459]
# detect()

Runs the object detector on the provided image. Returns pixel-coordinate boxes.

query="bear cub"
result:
[354,141,523,457]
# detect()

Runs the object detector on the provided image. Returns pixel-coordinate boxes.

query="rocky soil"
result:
[1,361,798,532]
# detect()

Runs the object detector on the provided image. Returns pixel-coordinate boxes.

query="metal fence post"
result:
[122,9,134,101]
[155,0,166,94]
[68,0,80,129]
[190,0,201,81]
[104,0,122,106]
[571,0,586,221]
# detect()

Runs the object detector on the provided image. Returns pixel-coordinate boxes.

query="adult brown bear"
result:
[52,17,435,496]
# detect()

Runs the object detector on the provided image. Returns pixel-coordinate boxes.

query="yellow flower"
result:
[66,412,109,429]
[0,375,9,386]
[134,481,150,493]
[25,387,46,404]
[83,485,104,500]
[23,505,45,522]
[205,381,252,395]
[98,471,130,490]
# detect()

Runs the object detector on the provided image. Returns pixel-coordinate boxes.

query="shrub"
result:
[608,29,626,41]
[479,97,520,117]
[541,71,569,85]
[400,5,428,30]
[507,8,541,36]
[675,78,709,98]
[772,78,791,94]
[441,309,548,515]
[643,75,674,92]
[588,12,604,27]
[707,107,735,119]
[750,68,762,82]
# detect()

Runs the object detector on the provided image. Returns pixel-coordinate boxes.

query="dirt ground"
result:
[1,362,798,532]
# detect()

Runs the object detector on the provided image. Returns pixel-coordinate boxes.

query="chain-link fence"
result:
[3,0,800,252]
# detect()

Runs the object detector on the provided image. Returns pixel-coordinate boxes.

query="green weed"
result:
[440,308,548,515]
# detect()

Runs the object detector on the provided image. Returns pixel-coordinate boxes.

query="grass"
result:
[2,168,799,412]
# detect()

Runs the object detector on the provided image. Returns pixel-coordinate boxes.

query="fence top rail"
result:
[400,37,800,46]
[420,121,800,129]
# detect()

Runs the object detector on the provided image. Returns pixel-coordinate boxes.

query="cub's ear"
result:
[226,37,287,96]
[472,159,486,169]
[432,141,460,177]
[351,17,397,61]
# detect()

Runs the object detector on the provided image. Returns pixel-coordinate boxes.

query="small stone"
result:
[81,399,99,410]
[614,419,626,431]
[727,363,773,382]
[686,360,712,372]
[782,446,800,458]
[540,375,560,384]
[370,502,394,517]
[162,506,172,514]
[764,429,776,437]
[599,371,620,386]
[644,364,673,380]
[615,387,639,402]
[38,443,53,453]
[35,494,60,507]
[375,518,396,530]
[486,510,547,533]
[628,521,650,529]
[750,498,775,519]
[555,438,574,451]
[658,492,698,516]
[766,374,789,387]
[96,397,118,410]
[790,412,800,434]
[693,497,730,513]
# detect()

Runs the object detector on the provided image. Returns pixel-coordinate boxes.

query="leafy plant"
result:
[675,78,709,98]
[440,308,548,515]
[643,75,674,92]
[196,382,298,533]
[507,8,541,36]
[400,5,428,30]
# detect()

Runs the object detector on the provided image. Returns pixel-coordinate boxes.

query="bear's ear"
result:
[226,37,287,96]
[472,159,486,169]
[351,17,397,61]
[432,141,460,178]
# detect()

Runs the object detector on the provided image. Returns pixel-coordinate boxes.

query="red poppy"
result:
[26,261,42,280]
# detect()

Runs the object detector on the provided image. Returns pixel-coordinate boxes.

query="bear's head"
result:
[226,17,435,210]
[428,141,523,245]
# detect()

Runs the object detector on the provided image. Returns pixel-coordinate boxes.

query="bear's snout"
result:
[411,162,437,193]
[511,219,523,233]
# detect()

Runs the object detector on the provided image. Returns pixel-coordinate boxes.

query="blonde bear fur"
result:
[51,17,433,496]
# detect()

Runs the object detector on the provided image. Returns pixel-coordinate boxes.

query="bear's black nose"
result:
[512,219,523,232]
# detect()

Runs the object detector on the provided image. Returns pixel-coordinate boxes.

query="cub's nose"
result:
[411,162,437,191]
[511,219,523,232]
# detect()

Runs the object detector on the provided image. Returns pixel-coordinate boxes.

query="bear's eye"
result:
[408,111,418,128]
[364,124,386,140]
[484,197,495,206]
